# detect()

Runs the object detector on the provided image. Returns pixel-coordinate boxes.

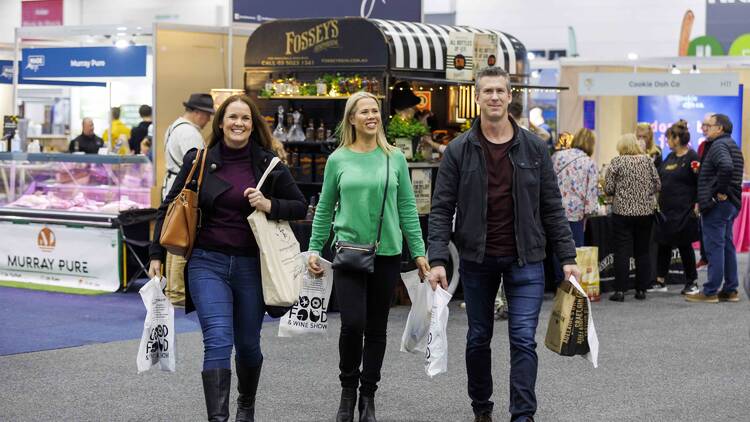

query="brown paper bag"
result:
[545,280,590,356]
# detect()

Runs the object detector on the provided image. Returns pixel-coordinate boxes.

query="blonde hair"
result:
[617,133,643,156]
[336,91,395,153]
[635,122,659,156]
[571,128,596,157]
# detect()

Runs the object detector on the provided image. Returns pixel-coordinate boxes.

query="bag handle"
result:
[181,149,208,192]
[374,154,390,249]
[255,156,281,191]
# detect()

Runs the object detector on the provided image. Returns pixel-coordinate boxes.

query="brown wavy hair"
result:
[571,128,596,157]
[666,119,690,146]
[208,94,273,150]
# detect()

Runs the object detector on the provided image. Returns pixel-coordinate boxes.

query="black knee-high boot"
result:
[336,387,357,422]
[358,394,376,422]
[201,368,231,422]
[235,361,262,422]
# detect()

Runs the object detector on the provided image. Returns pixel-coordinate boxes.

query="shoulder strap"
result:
[255,157,281,191]
[181,149,208,192]
[374,154,390,248]
[165,121,192,167]
[555,154,586,176]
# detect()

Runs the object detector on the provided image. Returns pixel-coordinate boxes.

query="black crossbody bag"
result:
[332,155,390,274]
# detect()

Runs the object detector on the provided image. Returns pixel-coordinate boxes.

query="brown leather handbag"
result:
[159,149,207,258]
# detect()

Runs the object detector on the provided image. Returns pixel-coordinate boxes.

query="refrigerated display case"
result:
[0,153,154,292]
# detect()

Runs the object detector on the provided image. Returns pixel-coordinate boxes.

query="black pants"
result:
[656,243,698,283]
[612,214,653,292]
[334,254,400,396]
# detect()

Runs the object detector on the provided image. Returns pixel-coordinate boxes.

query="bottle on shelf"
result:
[288,111,306,142]
[305,195,317,221]
[370,77,380,95]
[316,122,326,142]
[264,73,274,93]
[316,78,327,96]
[305,120,315,141]
[272,105,287,142]
[325,129,334,142]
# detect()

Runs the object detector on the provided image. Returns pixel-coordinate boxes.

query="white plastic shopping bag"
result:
[248,157,303,307]
[136,276,176,373]
[569,276,599,368]
[425,286,451,378]
[400,270,434,353]
[278,252,334,337]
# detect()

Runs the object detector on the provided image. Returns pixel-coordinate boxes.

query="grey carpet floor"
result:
[2,264,749,421]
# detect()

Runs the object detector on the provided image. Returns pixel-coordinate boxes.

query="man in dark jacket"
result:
[688,113,744,303]
[428,66,579,422]
[68,117,104,154]
[128,104,152,154]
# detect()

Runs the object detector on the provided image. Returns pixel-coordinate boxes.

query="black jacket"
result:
[149,140,307,313]
[428,117,576,268]
[129,121,151,154]
[697,134,744,212]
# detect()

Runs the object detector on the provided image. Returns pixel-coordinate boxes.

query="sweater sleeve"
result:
[584,159,599,216]
[308,154,339,254]
[604,159,617,196]
[395,153,426,259]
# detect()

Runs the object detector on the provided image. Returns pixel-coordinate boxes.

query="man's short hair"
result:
[474,66,511,93]
[138,105,152,118]
[111,107,121,119]
[712,113,733,135]
[508,102,523,119]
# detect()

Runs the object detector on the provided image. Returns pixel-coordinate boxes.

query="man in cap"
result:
[162,93,215,306]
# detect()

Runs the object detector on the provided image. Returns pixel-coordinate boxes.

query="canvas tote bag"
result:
[248,157,303,307]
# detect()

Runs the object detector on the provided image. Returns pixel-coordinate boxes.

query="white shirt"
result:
[163,117,204,194]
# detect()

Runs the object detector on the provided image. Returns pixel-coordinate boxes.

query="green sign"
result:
[729,33,750,57]
[687,36,725,57]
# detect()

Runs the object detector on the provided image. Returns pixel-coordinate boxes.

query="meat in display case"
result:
[0,152,153,217]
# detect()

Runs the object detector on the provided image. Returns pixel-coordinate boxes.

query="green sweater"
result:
[309,146,426,258]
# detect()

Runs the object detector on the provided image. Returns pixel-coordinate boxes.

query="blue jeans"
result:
[702,201,739,295]
[460,257,545,421]
[187,249,265,370]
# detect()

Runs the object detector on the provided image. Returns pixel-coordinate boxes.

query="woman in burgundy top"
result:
[149,95,306,422]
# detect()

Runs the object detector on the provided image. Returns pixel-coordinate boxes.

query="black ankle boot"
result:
[201,368,231,422]
[358,394,376,422]
[335,387,357,422]
[235,361,262,422]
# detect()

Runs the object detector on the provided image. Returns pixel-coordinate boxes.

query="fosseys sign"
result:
[285,19,340,56]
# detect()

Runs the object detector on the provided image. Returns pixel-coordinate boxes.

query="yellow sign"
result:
[285,19,340,56]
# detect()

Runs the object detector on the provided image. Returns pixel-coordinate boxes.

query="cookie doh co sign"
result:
[0,222,120,292]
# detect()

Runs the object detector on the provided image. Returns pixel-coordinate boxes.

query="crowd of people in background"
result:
[71,104,153,158]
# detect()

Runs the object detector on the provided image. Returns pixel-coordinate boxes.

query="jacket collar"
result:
[204,139,272,172]
[467,115,520,148]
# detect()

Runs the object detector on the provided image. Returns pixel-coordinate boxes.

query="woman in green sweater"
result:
[307,91,430,422]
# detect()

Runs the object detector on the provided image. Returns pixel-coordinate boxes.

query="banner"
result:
[578,73,740,96]
[0,60,106,87]
[637,86,743,158]
[21,46,147,80]
[22,0,63,27]
[233,0,421,23]
[0,222,120,292]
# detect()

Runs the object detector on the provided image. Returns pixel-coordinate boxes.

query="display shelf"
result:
[258,95,384,101]
[0,152,151,165]
[38,182,150,193]
[282,140,338,147]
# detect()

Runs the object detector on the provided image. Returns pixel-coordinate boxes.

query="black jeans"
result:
[656,243,698,283]
[612,214,653,292]
[334,254,400,396]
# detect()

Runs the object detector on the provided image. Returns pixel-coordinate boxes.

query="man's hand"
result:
[717,193,728,202]
[148,260,162,279]
[563,264,582,283]
[428,265,448,291]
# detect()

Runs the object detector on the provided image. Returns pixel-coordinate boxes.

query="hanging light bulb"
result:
[690,64,700,74]
[670,65,681,75]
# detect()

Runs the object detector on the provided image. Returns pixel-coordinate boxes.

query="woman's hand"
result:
[415,256,430,281]
[148,260,162,279]
[244,187,272,213]
[307,254,324,276]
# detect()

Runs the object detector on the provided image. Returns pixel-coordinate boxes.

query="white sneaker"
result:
[647,281,668,292]
[681,282,700,295]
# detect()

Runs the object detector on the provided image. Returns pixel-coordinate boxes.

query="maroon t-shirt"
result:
[480,129,517,257]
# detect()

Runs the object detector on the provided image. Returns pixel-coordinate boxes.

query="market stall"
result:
[244,17,532,290]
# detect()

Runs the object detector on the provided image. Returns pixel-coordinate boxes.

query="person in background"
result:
[162,93,215,307]
[604,133,660,302]
[650,120,700,295]
[129,104,152,154]
[149,94,306,421]
[307,91,429,422]
[688,113,744,303]
[695,112,716,270]
[635,122,662,169]
[102,106,132,154]
[68,117,104,154]
[508,102,551,143]
[139,138,152,161]
[428,66,578,422]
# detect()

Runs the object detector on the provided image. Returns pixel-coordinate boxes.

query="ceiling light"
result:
[531,70,541,79]
[117,26,127,31]
[690,64,700,74]
[115,39,130,49]
[527,52,536,60]
[627,52,638,61]
[670,65,681,75]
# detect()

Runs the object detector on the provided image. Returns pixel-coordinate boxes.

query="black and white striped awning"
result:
[371,19,527,75]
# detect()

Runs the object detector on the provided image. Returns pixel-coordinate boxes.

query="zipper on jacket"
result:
[508,148,524,267]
